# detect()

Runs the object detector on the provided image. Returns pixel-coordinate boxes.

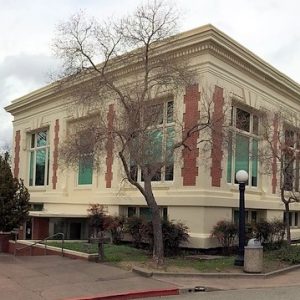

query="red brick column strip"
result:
[52,119,59,189]
[210,86,224,187]
[181,84,200,186]
[272,114,279,194]
[13,130,21,178]
[105,104,115,188]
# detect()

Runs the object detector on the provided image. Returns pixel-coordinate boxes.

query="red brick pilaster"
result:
[105,104,115,188]
[181,84,200,186]
[13,130,21,178]
[272,114,279,194]
[210,86,224,187]
[52,119,59,189]
[32,217,49,240]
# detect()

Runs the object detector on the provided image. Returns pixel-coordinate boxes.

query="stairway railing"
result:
[14,233,65,257]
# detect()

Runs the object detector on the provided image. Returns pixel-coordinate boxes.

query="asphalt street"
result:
[147,286,300,300]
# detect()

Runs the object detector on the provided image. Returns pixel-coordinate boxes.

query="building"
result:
[5,25,300,248]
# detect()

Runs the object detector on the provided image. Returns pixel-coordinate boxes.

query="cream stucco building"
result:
[5,25,300,248]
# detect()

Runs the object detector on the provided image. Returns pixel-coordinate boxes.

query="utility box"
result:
[244,239,263,273]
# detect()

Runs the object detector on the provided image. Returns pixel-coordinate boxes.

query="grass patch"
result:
[165,256,235,272]
[47,242,149,263]
[46,241,293,273]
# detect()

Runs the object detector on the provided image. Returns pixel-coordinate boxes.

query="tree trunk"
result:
[284,203,291,245]
[144,178,164,266]
[97,231,105,262]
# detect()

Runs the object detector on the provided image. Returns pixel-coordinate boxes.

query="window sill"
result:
[228,184,262,195]
[122,181,174,191]
[74,185,93,190]
[28,187,47,192]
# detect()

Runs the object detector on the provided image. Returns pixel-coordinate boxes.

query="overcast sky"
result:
[1,0,300,148]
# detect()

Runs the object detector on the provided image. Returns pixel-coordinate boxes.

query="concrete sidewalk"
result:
[0,254,177,300]
[2,253,300,300]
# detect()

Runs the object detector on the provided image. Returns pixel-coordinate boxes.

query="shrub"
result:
[211,220,237,255]
[162,220,189,256]
[105,215,126,245]
[273,245,300,264]
[253,220,271,243]
[125,216,145,248]
[87,204,108,235]
[253,219,285,249]
[141,219,189,256]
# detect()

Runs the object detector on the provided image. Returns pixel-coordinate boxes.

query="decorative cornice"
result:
[5,24,300,115]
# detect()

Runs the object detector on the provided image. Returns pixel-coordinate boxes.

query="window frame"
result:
[28,129,50,187]
[227,106,260,187]
[284,211,300,228]
[126,206,168,221]
[283,127,300,192]
[131,100,175,183]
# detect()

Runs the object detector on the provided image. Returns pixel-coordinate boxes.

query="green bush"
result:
[253,219,285,249]
[273,245,300,264]
[125,216,144,248]
[162,220,189,256]
[104,215,126,245]
[211,220,237,255]
[87,204,108,234]
[125,217,189,256]
[142,219,189,256]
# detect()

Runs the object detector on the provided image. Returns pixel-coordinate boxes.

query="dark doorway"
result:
[25,220,32,239]
[69,222,81,239]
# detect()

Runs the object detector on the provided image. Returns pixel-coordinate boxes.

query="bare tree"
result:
[261,109,300,244]
[53,1,222,266]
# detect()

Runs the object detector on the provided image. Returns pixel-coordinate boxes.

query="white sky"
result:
[1,0,300,148]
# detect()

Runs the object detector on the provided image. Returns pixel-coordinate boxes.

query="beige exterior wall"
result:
[6,25,300,246]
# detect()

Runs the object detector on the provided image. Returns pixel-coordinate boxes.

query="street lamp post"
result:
[234,170,249,266]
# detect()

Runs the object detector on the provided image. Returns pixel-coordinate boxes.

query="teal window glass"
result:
[252,139,258,186]
[78,157,93,185]
[35,149,46,186]
[133,100,174,182]
[227,133,233,183]
[149,129,163,162]
[29,130,49,186]
[228,107,259,187]
[37,131,47,147]
[29,152,34,186]
[144,129,163,181]
[235,134,249,176]
[165,127,175,181]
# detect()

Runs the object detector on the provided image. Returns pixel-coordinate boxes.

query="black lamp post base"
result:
[234,256,244,266]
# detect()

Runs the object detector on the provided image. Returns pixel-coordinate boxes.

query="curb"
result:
[132,264,300,279]
[64,288,180,300]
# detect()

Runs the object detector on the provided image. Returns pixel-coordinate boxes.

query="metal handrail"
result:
[14,233,65,257]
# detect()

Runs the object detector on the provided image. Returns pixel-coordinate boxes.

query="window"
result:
[30,203,44,211]
[227,107,259,187]
[283,129,300,192]
[233,209,264,225]
[29,130,50,186]
[284,212,299,227]
[125,206,168,221]
[130,100,175,182]
[78,156,93,185]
